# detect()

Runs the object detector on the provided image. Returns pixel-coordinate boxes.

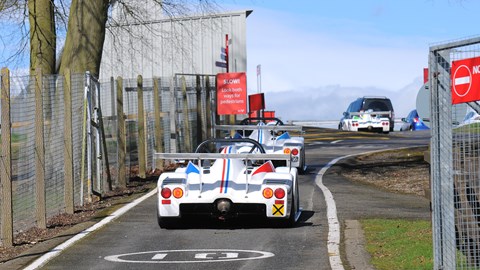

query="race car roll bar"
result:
[195,138,266,154]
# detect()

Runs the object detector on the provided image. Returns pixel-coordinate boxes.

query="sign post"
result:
[257,64,261,93]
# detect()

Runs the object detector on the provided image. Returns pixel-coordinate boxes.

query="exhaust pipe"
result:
[216,199,231,216]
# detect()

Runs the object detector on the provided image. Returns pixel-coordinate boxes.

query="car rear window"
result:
[362,99,393,112]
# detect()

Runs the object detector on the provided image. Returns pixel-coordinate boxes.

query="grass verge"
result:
[361,218,433,270]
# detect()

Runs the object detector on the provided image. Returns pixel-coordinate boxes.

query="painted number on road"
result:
[104,249,274,264]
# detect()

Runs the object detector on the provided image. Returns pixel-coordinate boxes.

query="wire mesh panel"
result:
[43,75,66,219]
[430,36,480,269]
[71,73,86,205]
[10,75,36,233]
[0,71,217,243]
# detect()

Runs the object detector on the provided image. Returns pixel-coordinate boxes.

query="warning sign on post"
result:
[451,56,480,104]
[216,72,247,115]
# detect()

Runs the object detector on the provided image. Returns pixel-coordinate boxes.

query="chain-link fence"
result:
[429,36,480,269]
[0,69,216,246]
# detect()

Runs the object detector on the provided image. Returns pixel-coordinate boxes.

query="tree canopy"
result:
[0,0,218,76]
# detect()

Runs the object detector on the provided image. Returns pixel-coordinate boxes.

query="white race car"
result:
[341,110,390,133]
[215,117,306,173]
[154,139,300,228]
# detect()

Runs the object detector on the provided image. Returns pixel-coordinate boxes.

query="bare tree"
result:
[0,0,219,76]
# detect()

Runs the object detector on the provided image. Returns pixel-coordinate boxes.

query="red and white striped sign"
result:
[451,56,480,104]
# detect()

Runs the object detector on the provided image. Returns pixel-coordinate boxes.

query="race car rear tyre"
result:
[281,195,296,228]
[157,209,180,229]
[157,215,179,229]
[298,149,306,174]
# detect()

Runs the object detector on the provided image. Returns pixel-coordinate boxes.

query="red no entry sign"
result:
[451,56,480,104]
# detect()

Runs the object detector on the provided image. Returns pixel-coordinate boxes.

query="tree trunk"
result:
[58,0,109,76]
[28,0,56,75]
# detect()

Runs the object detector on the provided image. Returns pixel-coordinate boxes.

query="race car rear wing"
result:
[349,111,392,117]
[154,152,292,166]
[214,124,303,132]
[154,152,293,195]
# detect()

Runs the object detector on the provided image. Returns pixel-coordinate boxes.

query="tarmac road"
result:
[20,128,431,270]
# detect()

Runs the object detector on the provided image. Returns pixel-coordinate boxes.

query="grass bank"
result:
[361,218,433,270]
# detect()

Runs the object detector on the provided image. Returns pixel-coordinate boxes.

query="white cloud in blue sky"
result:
[224,0,480,120]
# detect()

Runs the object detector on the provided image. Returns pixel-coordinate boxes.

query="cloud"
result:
[263,76,424,121]
[244,7,428,95]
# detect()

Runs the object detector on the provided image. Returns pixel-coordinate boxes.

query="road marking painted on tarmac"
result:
[23,189,158,270]
[315,147,413,270]
[104,249,274,263]
[152,253,168,260]
[316,156,346,270]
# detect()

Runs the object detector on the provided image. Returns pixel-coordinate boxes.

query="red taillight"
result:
[413,117,419,123]
[353,122,358,127]
[161,187,171,199]
[173,187,183,199]
[263,188,273,199]
[291,148,299,156]
[274,188,285,199]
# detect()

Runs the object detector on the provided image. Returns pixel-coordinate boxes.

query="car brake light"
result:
[274,188,285,199]
[263,188,273,199]
[291,148,299,156]
[173,188,183,199]
[161,187,171,199]
[413,117,419,123]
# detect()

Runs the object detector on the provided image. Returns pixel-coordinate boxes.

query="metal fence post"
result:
[169,77,177,153]
[181,76,191,152]
[196,75,203,146]
[205,76,212,139]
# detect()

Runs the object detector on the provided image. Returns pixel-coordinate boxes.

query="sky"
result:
[3,1,480,122]
[223,0,480,121]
